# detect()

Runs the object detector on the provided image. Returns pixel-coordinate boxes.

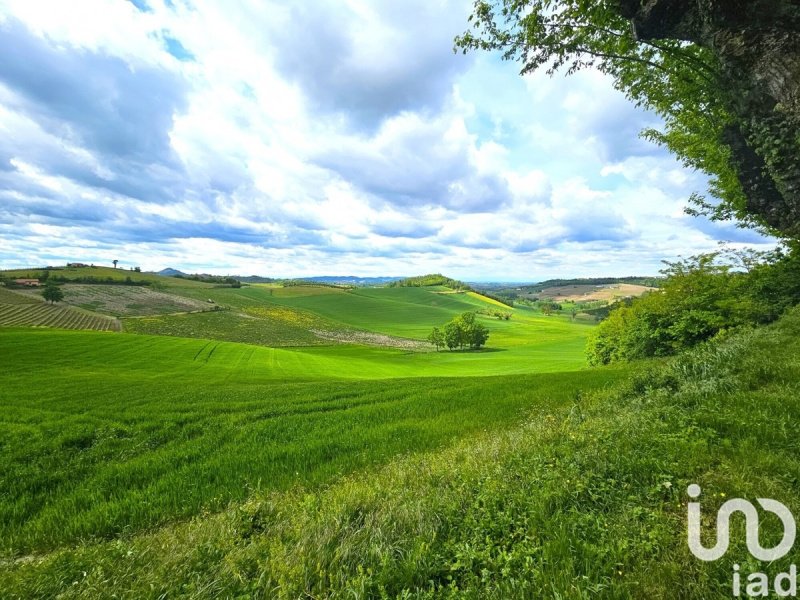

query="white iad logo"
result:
[687,484,796,562]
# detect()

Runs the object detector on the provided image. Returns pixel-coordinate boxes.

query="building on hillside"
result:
[14,278,40,287]
[67,262,89,268]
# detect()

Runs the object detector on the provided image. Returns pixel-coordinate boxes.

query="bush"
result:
[587,246,800,365]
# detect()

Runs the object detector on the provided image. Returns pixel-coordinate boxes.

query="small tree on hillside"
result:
[427,326,445,351]
[42,282,64,304]
[112,259,118,269]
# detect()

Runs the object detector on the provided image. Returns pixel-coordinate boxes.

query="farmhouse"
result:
[67,262,89,268]
[13,278,40,287]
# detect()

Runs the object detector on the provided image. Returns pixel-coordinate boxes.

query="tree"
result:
[455,1,800,239]
[444,320,464,350]
[42,282,64,304]
[112,260,118,269]
[427,326,445,351]
[442,312,490,350]
[469,320,490,349]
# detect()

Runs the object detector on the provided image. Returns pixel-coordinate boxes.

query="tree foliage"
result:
[586,245,800,364]
[427,326,445,351]
[429,312,490,351]
[455,0,781,236]
[42,282,64,304]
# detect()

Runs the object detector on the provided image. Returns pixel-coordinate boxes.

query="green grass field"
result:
[0,328,628,555]
[3,307,799,598]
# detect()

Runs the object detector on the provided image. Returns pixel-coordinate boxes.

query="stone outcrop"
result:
[618,0,800,236]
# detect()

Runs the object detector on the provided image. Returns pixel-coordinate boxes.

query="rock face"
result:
[618,0,800,237]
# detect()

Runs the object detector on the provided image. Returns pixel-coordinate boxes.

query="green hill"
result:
[0,265,209,289]
[122,283,543,350]
[388,273,472,289]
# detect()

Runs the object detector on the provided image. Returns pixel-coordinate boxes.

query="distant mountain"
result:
[157,268,187,277]
[298,276,405,286]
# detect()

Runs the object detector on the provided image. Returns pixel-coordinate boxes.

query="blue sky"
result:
[0,0,775,280]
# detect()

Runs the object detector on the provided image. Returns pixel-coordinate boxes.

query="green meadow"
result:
[0,279,604,559]
[0,327,627,554]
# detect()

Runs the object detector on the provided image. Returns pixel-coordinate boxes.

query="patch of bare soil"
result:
[311,329,429,351]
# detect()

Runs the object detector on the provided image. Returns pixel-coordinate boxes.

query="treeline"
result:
[174,274,242,287]
[587,246,800,365]
[427,312,489,351]
[1,272,152,287]
[282,280,352,289]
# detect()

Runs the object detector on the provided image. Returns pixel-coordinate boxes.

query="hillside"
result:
[3,305,799,597]
[0,265,209,289]
[120,282,539,351]
[389,273,472,290]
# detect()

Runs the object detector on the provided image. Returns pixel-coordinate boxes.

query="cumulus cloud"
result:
[268,0,473,131]
[0,0,777,278]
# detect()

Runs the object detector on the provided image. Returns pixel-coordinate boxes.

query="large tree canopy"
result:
[456,0,800,239]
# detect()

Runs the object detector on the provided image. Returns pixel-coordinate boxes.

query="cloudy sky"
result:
[0,0,775,280]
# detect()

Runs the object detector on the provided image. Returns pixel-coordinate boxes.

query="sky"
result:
[0,0,776,281]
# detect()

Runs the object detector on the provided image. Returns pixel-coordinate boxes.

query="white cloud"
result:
[0,0,777,279]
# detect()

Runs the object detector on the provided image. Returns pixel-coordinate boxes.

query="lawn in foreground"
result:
[0,329,627,555]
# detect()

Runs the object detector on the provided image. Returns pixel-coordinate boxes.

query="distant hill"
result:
[389,274,472,290]
[514,276,662,293]
[153,272,398,286]
[299,276,405,286]
[389,274,513,307]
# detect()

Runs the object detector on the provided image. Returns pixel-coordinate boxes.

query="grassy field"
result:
[101,281,597,363]
[121,307,330,346]
[0,328,628,555]
[3,307,799,597]
[10,273,792,597]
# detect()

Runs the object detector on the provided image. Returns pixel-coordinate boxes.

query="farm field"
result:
[52,284,212,316]
[0,302,119,331]
[111,281,593,362]
[121,306,331,346]
[533,283,655,302]
[0,327,629,555]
